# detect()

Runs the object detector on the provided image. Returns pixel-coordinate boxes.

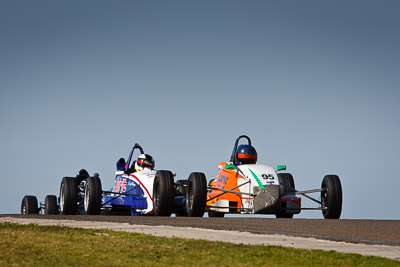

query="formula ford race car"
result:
[21,143,207,217]
[205,135,343,219]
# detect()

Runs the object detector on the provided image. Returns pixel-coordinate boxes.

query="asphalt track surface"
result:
[3,214,400,246]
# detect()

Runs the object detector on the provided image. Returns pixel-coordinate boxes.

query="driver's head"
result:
[236,144,257,164]
[134,154,155,171]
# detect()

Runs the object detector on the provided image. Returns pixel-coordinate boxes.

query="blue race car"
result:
[21,143,208,217]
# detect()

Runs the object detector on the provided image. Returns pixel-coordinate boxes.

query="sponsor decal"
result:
[115,178,127,192]
[127,181,136,187]
[217,175,229,185]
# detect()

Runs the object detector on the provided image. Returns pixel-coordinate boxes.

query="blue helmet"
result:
[236,144,257,164]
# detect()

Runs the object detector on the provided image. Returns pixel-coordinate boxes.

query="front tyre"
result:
[84,176,102,215]
[186,172,207,217]
[321,175,342,219]
[60,177,78,215]
[45,195,58,215]
[153,170,174,216]
[21,195,39,214]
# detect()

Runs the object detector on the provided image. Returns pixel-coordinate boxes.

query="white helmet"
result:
[134,154,155,171]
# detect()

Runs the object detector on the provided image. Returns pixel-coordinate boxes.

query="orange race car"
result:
[205,135,342,219]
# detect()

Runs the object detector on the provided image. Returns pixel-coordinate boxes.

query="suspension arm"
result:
[206,181,251,203]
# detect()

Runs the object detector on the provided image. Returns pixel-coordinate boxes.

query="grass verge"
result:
[0,222,398,266]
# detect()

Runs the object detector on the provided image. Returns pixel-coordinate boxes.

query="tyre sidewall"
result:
[59,177,78,215]
[186,172,207,217]
[153,170,174,216]
[21,195,38,214]
[276,173,295,218]
[321,175,342,219]
[84,176,102,215]
[45,195,58,215]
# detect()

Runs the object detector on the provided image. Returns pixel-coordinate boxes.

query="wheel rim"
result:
[60,183,65,213]
[188,183,194,210]
[321,182,328,214]
[22,202,26,214]
[154,179,160,208]
[84,182,89,212]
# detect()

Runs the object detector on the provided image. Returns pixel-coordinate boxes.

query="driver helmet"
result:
[236,144,257,164]
[134,154,155,171]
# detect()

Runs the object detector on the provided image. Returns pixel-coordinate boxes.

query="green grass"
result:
[0,223,398,266]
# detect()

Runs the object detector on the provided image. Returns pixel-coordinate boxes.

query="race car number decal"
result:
[261,174,274,180]
[115,178,127,192]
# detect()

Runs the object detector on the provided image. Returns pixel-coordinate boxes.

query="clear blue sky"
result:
[1,1,399,219]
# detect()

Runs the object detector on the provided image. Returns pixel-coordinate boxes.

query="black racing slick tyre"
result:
[321,175,342,219]
[21,195,39,214]
[60,177,78,215]
[84,176,102,215]
[153,170,175,216]
[278,173,295,195]
[45,195,58,215]
[276,173,295,218]
[186,172,207,217]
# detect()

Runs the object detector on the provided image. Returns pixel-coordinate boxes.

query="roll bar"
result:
[125,143,145,172]
[229,135,252,165]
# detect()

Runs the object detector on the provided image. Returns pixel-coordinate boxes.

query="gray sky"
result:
[1,1,399,219]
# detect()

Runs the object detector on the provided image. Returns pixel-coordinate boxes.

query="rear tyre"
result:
[321,175,342,219]
[186,172,207,217]
[21,195,39,214]
[276,173,295,218]
[278,173,295,195]
[60,177,78,215]
[84,176,102,215]
[45,195,58,215]
[153,170,174,216]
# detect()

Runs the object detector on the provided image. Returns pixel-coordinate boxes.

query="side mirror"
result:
[276,165,286,172]
[225,164,235,170]
[116,158,126,171]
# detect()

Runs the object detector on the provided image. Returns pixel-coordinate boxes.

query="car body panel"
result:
[102,169,156,215]
[207,161,288,214]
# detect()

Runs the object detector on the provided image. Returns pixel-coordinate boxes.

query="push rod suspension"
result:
[102,185,141,205]
[283,186,324,205]
[206,181,250,203]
